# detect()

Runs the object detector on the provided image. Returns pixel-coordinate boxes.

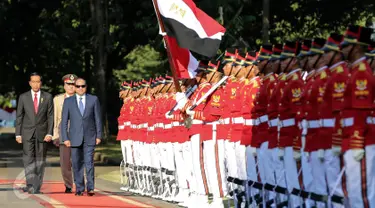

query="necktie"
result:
[34,93,38,114]
[79,97,84,116]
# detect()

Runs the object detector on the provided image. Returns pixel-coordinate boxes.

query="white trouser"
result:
[204,139,222,198]
[344,146,375,208]
[301,150,315,208]
[284,147,302,207]
[174,142,188,189]
[235,142,247,180]
[366,144,375,208]
[191,134,208,196]
[142,143,151,167]
[246,146,259,197]
[324,149,344,208]
[311,151,328,208]
[271,148,288,202]
[225,140,238,178]
[159,142,168,169]
[165,142,175,171]
[149,143,158,169]
[133,141,141,166]
[182,141,195,192]
[125,140,134,165]
[256,141,269,183]
[121,140,127,163]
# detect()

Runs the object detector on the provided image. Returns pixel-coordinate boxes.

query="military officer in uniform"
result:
[52,74,77,193]
[340,25,374,207]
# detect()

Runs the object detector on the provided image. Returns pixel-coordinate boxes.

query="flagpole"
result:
[151,0,182,92]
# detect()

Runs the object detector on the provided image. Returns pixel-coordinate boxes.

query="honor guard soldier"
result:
[251,44,274,203]
[296,39,316,207]
[52,74,78,193]
[239,51,262,205]
[278,40,305,207]
[118,81,133,191]
[180,66,212,207]
[340,25,375,207]
[266,43,290,203]
[319,33,347,208]
[305,37,330,208]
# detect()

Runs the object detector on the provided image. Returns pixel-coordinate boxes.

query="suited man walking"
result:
[61,78,103,196]
[52,74,78,193]
[15,72,54,194]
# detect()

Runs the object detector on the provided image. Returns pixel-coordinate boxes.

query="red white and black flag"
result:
[156,0,226,58]
[164,36,199,79]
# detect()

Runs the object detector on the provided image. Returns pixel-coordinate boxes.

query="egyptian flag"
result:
[156,0,226,58]
[164,36,199,79]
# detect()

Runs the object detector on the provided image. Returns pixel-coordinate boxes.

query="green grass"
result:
[96,141,122,159]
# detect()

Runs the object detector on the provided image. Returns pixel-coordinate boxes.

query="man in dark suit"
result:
[61,78,103,196]
[15,72,54,194]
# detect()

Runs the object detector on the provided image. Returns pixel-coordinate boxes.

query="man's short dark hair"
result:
[30,72,42,81]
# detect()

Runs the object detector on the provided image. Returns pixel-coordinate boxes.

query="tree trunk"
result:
[94,0,109,139]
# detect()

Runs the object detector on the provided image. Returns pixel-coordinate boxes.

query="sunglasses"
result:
[75,85,86,88]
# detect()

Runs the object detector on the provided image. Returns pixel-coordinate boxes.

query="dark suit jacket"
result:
[61,94,103,147]
[15,91,54,142]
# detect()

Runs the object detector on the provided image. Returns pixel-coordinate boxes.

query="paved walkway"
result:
[0,133,178,208]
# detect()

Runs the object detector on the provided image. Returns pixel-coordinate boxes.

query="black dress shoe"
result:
[65,187,72,193]
[27,187,35,194]
[87,190,95,196]
[75,191,83,196]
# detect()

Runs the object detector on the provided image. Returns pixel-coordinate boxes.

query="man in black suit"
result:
[15,72,54,194]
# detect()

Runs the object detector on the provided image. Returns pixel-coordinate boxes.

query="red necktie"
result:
[34,93,38,114]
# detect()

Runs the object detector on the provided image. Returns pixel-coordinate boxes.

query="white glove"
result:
[301,119,308,136]
[165,112,173,119]
[317,149,325,161]
[175,92,186,102]
[186,107,195,117]
[332,145,341,156]
[293,150,301,161]
[278,148,285,160]
[176,97,188,110]
[353,149,365,161]
[249,146,257,156]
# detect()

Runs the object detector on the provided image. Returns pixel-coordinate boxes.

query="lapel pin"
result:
[41,97,44,103]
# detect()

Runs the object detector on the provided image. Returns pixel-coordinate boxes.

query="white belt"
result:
[268,118,279,127]
[258,115,269,123]
[341,117,353,127]
[307,120,320,128]
[279,118,296,128]
[172,122,180,126]
[156,123,164,128]
[140,123,148,128]
[232,117,244,124]
[192,120,203,124]
[320,118,335,127]
[219,118,230,124]
[367,117,375,124]
[244,119,256,126]
[164,124,172,129]
[149,127,155,131]
[118,125,125,130]
[124,121,131,126]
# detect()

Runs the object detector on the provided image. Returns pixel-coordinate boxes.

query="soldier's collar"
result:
[352,56,366,67]
[329,61,345,72]
[286,68,301,78]
[264,72,274,79]
[316,66,328,73]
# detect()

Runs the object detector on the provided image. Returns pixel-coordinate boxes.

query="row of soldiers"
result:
[117,24,375,208]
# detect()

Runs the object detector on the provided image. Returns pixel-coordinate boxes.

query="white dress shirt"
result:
[76,94,86,110]
[31,90,41,107]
